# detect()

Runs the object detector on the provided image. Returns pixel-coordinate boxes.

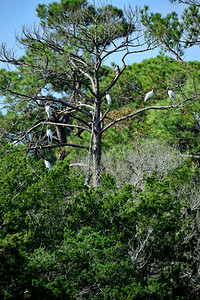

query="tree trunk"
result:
[85,114,95,186]
[93,130,102,188]
[93,101,102,188]
[54,115,67,161]
[56,126,67,161]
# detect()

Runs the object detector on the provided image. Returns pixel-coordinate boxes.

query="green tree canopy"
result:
[140,1,200,60]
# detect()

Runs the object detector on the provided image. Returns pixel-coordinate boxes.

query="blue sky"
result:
[0,0,199,65]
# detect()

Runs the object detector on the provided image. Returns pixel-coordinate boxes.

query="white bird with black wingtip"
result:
[167,87,176,101]
[144,89,154,102]
[105,92,112,106]
[46,128,53,142]
[44,159,51,171]
[45,105,52,119]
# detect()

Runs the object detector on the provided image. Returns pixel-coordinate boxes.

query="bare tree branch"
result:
[102,99,197,133]
[26,142,89,151]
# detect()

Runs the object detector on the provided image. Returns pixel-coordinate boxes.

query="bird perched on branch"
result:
[144,89,154,101]
[44,159,51,171]
[167,87,176,101]
[46,128,53,142]
[105,92,112,106]
[45,105,52,119]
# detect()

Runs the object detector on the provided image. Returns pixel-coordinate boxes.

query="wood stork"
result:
[44,159,51,171]
[144,90,154,101]
[193,112,200,127]
[46,128,53,142]
[105,92,112,106]
[12,141,24,146]
[167,88,176,101]
[45,105,52,119]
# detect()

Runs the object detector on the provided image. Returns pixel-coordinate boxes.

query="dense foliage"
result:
[0,143,199,299]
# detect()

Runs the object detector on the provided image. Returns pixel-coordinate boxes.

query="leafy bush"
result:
[0,145,199,299]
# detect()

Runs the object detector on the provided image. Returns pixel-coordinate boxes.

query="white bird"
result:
[105,92,112,106]
[44,159,51,171]
[167,88,176,101]
[12,141,24,146]
[46,128,53,142]
[45,105,52,118]
[144,89,154,101]
[193,112,200,127]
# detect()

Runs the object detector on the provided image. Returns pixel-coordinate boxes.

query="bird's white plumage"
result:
[46,128,53,142]
[45,105,52,118]
[144,90,154,101]
[44,159,51,171]
[106,93,112,106]
[12,141,24,146]
[193,112,200,127]
[167,89,176,100]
